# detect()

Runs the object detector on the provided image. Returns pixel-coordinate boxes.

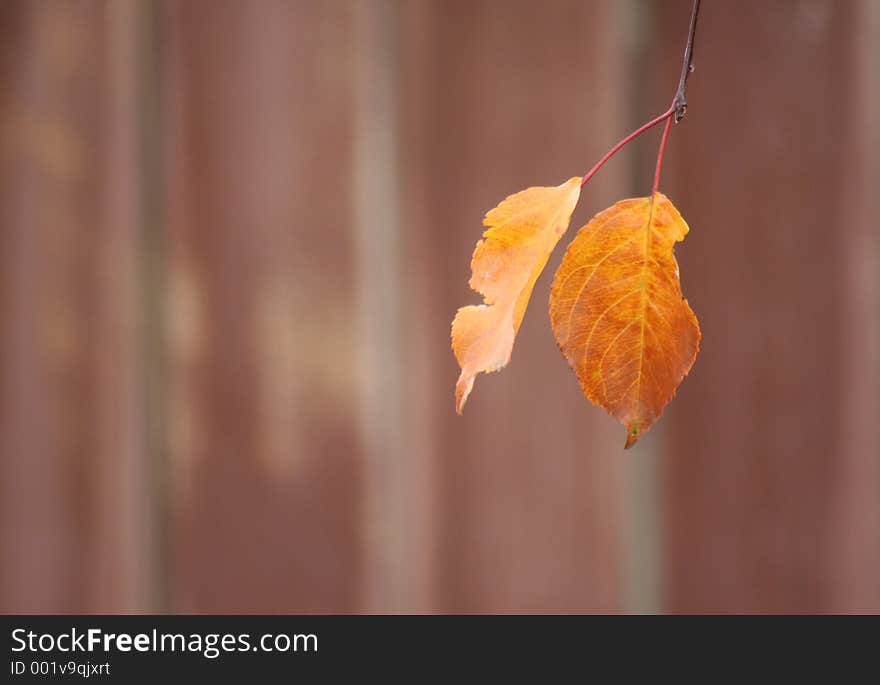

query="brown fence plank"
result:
[0,0,153,612]
[162,0,361,612]
[398,0,629,612]
[654,0,880,612]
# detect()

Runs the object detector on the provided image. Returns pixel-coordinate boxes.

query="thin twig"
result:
[580,0,702,189]
[672,0,701,123]
[653,0,701,192]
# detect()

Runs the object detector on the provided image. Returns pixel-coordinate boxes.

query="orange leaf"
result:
[452,177,582,413]
[549,192,700,447]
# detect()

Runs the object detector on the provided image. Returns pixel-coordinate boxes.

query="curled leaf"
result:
[452,177,582,413]
[549,192,700,447]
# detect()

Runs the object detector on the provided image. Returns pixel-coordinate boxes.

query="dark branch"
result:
[672,0,701,123]
[580,0,703,188]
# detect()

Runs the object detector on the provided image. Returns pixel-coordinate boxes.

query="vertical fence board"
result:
[163,0,361,612]
[654,0,880,612]
[0,0,152,612]
[398,0,628,612]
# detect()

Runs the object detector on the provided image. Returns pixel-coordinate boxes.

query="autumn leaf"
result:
[549,193,700,447]
[452,177,582,413]
[451,0,704,448]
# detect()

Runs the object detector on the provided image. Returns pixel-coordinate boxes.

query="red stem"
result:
[652,113,673,195]
[581,107,673,188]
[580,0,700,193]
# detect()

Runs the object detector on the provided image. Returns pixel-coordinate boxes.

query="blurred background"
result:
[1,0,878,614]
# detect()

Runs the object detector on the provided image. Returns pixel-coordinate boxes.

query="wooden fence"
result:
[1,0,877,613]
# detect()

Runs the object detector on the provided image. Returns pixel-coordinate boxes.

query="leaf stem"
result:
[580,107,673,188]
[652,115,673,195]
[581,0,701,191]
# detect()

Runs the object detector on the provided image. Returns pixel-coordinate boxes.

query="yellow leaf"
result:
[549,192,700,447]
[452,177,582,413]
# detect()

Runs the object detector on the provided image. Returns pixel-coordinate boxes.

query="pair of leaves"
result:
[451,178,700,447]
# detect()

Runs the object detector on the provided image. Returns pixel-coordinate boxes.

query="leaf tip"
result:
[455,372,474,415]
[624,423,640,449]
